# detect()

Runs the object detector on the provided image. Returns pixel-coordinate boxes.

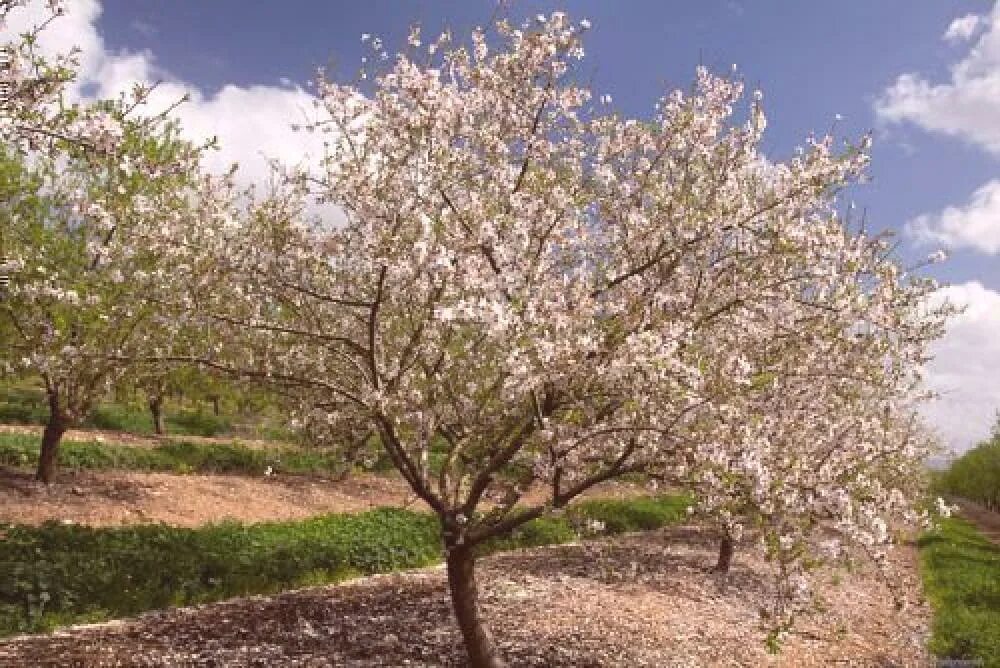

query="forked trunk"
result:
[149,396,165,435]
[445,544,505,668]
[714,533,734,573]
[36,396,67,484]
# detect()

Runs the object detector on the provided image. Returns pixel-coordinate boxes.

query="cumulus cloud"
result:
[5,0,329,192]
[876,4,1000,154]
[943,14,984,44]
[880,5,1000,257]
[906,180,1000,253]
[922,282,1000,454]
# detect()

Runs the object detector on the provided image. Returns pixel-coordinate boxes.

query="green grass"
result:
[0,384,246,439]
[918,516,1000,666]
[90,403,233,438]
[0,494,690,637]
[0,385,49,426]
[0,431,348,477]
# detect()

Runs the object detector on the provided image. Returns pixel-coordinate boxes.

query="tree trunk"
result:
[36,401,67,484]
[149,396,165,436]
[445,544,505,668]
[210,395,220,417]
[714,533,734,574]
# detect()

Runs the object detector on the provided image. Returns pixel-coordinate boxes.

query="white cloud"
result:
[6,0,330,194]
[876,4,1000,155]
[922,281,1000,454]
[906,179,1000,253]
[943,14,984,44]
[130,19,157,37]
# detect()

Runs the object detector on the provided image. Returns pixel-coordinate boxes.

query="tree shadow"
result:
[0,466,147,505]
[486,526,773,602]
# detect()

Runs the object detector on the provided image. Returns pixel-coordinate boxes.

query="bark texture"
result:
[714,533,734,574]
[445,543,505,668]
[35,394,67,484]
[149,396,165,435]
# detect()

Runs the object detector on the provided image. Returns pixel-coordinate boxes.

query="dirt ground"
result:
[0,467,647,528]
[0,423,290,450]
[953,498,1000,545]
[0,525,930,667]
[0,468,425,527]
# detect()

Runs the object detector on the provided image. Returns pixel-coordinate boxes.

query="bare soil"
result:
[0,468,419,527]
[0,467,646,528]
[0,525,930,667]
[953,498,1000,545]
[0,423,291,450]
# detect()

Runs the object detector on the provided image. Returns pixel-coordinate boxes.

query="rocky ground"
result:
[0,525,931,667]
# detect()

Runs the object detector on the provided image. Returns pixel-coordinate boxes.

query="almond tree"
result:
[0,1,217,482]
[668,230,949,627]
[161,13,941,665]
[0,0,125,156]
[0,121,211,481]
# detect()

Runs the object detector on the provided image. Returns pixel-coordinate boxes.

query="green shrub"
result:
[0,494,689,637]
[568,494,692,534]
[919,517,1000,667]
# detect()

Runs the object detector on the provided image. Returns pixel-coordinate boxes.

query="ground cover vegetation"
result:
[0,431,350,477]
[919,516,1000,667]
[0,494,689,637]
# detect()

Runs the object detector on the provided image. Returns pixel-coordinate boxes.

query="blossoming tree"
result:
[668,229,949,586]
[158,13,955,665]
[0,119,213,482]
[0,0,126,156]
[0,1,206,481]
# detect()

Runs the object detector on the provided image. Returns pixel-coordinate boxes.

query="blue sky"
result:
[94,0,996,287]
[11,1,1000,452]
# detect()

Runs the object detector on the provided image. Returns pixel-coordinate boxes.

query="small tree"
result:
[0,119,208,482]
[671,234,948,615]
[0,1,214,481]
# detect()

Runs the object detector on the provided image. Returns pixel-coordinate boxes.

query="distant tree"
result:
[938,434,1000,511]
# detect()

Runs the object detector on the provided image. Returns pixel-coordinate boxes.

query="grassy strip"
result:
[0,432,346,477]
[0,494,690,637]
[918,516,1000,667]
[0,385,232,438]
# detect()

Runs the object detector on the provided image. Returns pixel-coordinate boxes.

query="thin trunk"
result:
[36,394,67,484]
[445,544,505,668]
[210,395,220,417]
[149,396,165,436]
[714,533,734,574]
